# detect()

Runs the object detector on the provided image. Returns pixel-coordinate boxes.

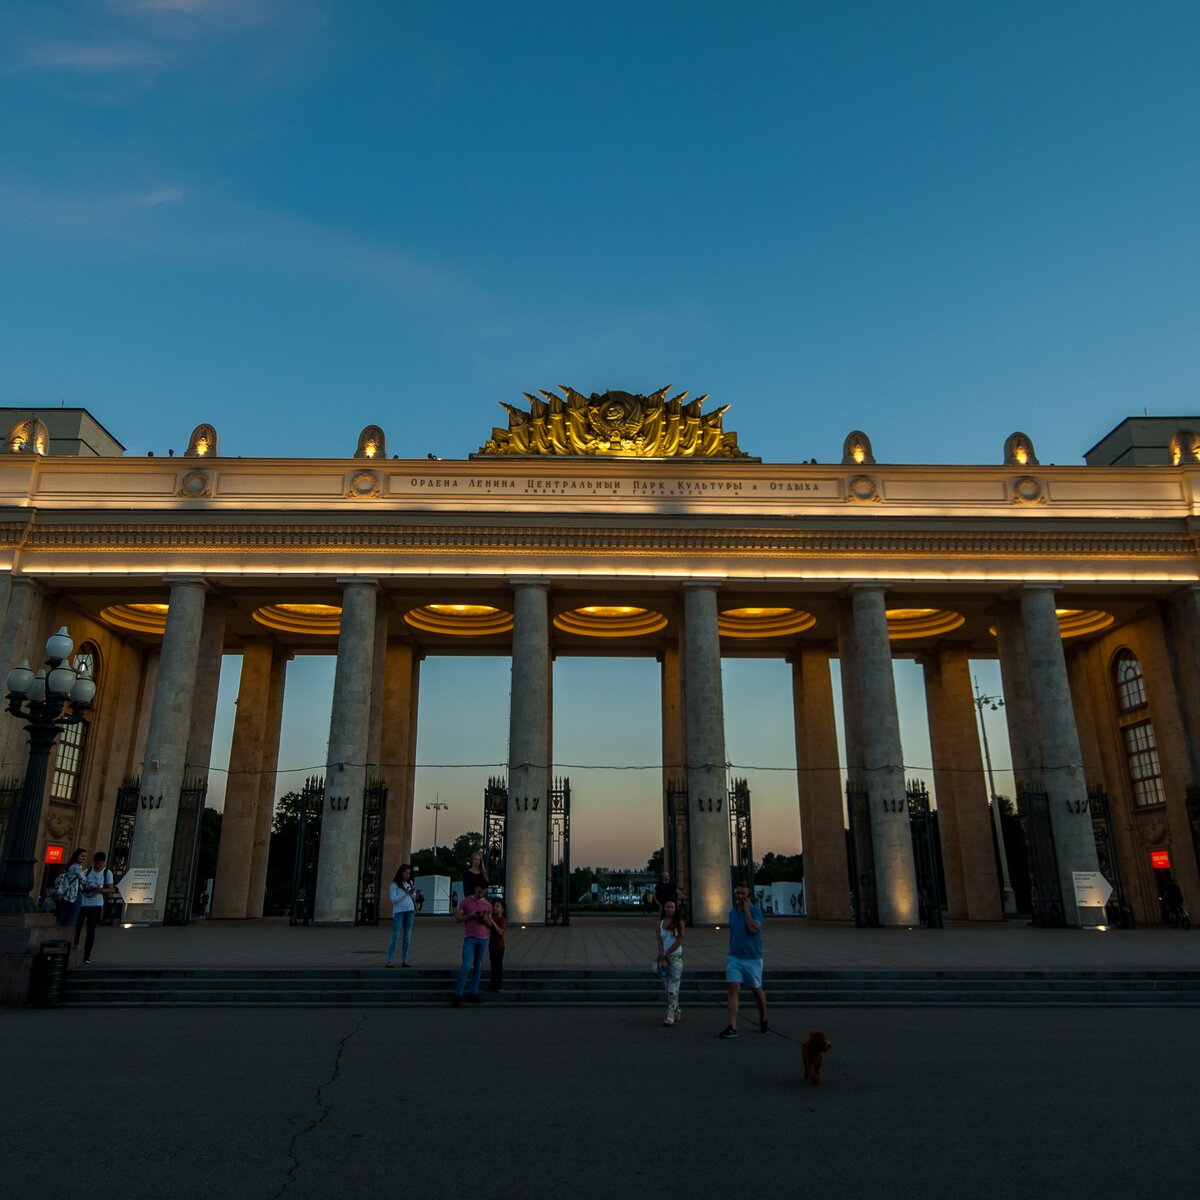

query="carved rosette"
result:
[1011,475,1047,505]
[347,470,382,499]
[178,470,212,499]
[844,474,881,504]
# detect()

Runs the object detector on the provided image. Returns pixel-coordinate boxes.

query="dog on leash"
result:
[801,1030,832,1085]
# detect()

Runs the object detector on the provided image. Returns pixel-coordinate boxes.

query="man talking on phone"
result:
[719,881,767,1039]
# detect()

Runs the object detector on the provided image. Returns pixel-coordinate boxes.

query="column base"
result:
[0,913,82,1006]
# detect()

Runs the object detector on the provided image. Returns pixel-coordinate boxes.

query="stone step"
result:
[60,968,1200,1007]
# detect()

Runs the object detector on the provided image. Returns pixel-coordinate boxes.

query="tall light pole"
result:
[973,676,1017,916]
[0,627,96,913]
[425,797,448,847]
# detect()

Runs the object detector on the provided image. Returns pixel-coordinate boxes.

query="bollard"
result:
[29,939,72,1008]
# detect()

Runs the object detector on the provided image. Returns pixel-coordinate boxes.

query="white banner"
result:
[117,868,159,905]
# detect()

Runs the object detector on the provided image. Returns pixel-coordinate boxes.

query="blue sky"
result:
[2,2,1196,863]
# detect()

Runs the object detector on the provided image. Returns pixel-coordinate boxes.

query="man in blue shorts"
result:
[719,881,767,1038]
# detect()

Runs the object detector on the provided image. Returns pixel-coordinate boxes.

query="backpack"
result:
[52,870,77,903]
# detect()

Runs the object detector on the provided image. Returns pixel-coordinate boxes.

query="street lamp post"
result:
[973,676,1017,917]
[0,627,96,914]
[425,798,448,847]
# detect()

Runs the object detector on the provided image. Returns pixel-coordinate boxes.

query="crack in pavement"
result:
[271,1011,368,1199]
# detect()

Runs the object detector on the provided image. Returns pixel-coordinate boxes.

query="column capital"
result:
[162,574,211,590]
[845,581,888,595]
[335,576,381,590]
[680,579,725,592]
[510,578,551,590]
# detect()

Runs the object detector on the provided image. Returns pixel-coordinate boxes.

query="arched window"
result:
[50,644,98,805]
[1111,649,1163,807]
[1114,651,1147,712]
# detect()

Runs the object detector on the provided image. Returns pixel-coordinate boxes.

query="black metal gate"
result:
[484,776,508,893]
[907,779,944,929]
[1017,787,1066,927]
[846,783,879,927]
[162,775,207,925]
[104,777,140,925]
[728,777,753,893]
[1089,783,1133,927]
[546,777,570,925]
[290,775,325,925]
[355,778,387,926]
[664,778,691,920]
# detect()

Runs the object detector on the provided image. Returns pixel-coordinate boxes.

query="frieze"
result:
[18,521,1200,561]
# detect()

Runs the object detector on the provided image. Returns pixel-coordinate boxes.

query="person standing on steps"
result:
[74,851,114,964]
[452,879,496,1007]
[462,848,488,897]
[719,880,767,1039]
[656,897,685,1026]
[386,864,418,967]
[487,898,507,992]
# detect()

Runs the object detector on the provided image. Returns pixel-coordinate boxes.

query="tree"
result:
[264,790,304,913]
[646,847,664,875]
[412,845,458,880]
[571,865,597,902]
[754,851,804,885]
[451,831,484,865]
[194,807,222,909]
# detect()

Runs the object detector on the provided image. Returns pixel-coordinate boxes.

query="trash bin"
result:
[29,939,72,1008]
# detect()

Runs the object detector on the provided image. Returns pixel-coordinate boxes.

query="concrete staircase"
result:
[61,966,1200,1007]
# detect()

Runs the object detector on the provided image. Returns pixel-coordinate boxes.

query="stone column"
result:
[0,577,44,776]
[993,603,1040,787]
[922,647,1002,921]
[507,581,551,924]
[314,579,379,923]
[849,585,918,926]
[682,582,730,925]
[211,640,274,919]
[246,647,289,918]
[128,577,208,924]
[380,640,418,873]
[1020,586,1101,923]
[659,642,687,857]
[365,606,389,775]
[183,601,228,779]
[790,645,850,920]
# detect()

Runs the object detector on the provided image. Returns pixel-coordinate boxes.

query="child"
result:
[488,899,507,992]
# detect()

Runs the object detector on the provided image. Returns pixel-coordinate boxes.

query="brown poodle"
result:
[801,1030,832,1085]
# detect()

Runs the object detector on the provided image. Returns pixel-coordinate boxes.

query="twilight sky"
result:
[2,2,1198,866]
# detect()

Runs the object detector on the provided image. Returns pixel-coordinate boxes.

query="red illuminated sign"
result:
[44,844,65,864]
[1150,850,1171,870]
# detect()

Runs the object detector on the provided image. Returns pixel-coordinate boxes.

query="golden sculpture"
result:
[478,386,750,458]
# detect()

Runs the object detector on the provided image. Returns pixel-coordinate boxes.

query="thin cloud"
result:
[130,186,186,207]
[28,42,163,71]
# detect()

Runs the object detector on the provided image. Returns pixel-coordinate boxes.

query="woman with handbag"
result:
[656,897,685,1026]
[54,847,89,928]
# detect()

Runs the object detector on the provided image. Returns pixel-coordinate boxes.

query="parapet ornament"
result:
[842,431,875,466]
[1004,432,1039,467]
[7,417,49,455]
[1169,430,1200,465]
[355,425,387,460]
[478,386,750,458]
[186,423,219,458]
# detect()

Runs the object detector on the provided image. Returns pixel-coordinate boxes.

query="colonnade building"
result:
[1,396,1199,928]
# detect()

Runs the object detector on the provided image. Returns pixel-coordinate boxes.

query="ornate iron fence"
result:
[846,782,879,927]
[289,775,325,925]
[546,777,570,925]
[664,778,691,922]
[728,777,753,893]
[355,778,387,926]
[484,776,508,893]
[1017,787,1066,927]
[906,779,944,928]
[163,775,207,925]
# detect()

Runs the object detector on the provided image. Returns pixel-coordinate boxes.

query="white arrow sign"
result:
[117,867,159,905]
[1072,870,1113,908]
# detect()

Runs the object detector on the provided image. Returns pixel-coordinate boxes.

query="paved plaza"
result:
[79,913,1200,972]
[3,1003,1195,1199]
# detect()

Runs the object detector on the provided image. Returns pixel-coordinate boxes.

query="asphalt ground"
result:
[3,1003,1194,1199]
